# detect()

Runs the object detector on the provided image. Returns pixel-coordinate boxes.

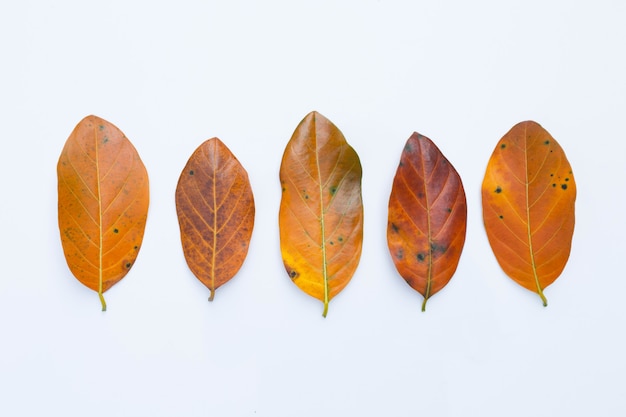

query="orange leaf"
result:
[482,121,576,305]
[387,133,467,311]
[175,138,255,301]
[57,115,150,311]
[279,111,363,317]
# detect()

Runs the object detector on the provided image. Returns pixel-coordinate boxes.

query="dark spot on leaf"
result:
[102,137,109,144]
[544,140,550,145]
[417,253,426,262]
[561,184,568,190]
[330,186,337,195]
[337,236,344,242]
[550,150,553,153]
[565,177,569,182]
[495,186,502,193]
[500,143,506,149]
[499,215,504,219]
[125,262,132,268]
[113,228,119,233]
[552,183,556,187]
[446,208,452,213]
[134,246,138,250]
[99,125,105,131]
[404,143,412,152]
[189,170,194,175]
[304,194,309,199]
[418,192,424,198]
[399,161,404,167]
[550,173,554,177]
[431,243,446,254]
[289,270,298,279]
[396,250,403,260]
[391,223,399,233]
[282,187,286,192]
[329,241,334,245]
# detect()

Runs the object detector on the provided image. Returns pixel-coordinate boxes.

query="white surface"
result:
[1,1,625,416]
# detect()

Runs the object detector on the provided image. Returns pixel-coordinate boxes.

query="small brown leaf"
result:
[175,138,255,301]
[387,133,467,311]
[57,115,150,311]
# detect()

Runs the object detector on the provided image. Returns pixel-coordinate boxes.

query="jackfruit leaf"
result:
[57,115,149,311]
[279,111,363,317]
[482,121,576,305]
[387,132,467,311]
[175,138,255,301]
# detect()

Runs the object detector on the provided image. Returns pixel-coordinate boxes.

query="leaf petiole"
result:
[99,292,107,311]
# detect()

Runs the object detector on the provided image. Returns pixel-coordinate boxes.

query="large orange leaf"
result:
[482,121,576,305]
[57,115,149,311]
[387,133,467,311]
[175,138,255,301]
[279,111,363,317]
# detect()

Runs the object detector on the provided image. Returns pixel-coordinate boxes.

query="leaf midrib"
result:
[94,126,106,311]
[523,126,547,306]
[418,141,434,312]
[313,120,330,317]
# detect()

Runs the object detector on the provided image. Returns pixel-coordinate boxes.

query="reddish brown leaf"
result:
[279,111,363,317]
[482,121,576,305]
[387,132,467,311]
[175,138,255,301]
[57,115,150,311]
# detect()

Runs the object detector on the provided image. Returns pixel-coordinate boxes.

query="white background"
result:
[1,1,625,416]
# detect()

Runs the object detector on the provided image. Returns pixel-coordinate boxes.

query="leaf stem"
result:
[99,292,107,311]
[208,289,215,302]
[322,300,328,318]
[421,297,428,312]
[538,289,548,307]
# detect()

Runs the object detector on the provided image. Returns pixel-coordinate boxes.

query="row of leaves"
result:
[57,113,576,315]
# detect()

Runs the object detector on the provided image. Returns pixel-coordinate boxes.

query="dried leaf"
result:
[482,121,576,305]
[57,115,149,310]
[175,138,255,301]
[279,111,363,317]
[387,133,467,311]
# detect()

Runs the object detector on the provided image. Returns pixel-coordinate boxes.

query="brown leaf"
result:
[387,133,467,311]
[482,121,576,305]
[175,138,255,301]
[279,111,363,317]
[57,115,149,310]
